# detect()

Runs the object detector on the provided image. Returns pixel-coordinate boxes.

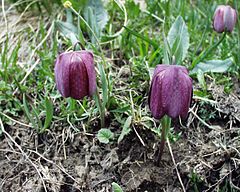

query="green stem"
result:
[191,32,227,69]
[155,116,171,166]
[69,6,109,126]
[95,87,105,128]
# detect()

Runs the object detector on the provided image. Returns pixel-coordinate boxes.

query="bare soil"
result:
[1,92,240,192]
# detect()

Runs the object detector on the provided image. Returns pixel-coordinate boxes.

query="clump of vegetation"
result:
[0,0,239,191]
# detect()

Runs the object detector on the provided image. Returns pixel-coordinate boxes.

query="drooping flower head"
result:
[149,65,192,120]
[54,50,96,100]
[213,5,237,33]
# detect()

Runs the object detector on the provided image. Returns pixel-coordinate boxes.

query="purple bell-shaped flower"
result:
[213,5,237,33]
[149,65,192,120]
[54,50,96,100]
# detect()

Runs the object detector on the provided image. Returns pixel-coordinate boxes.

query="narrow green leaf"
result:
[23,95,36,129]
[97,128,114,144]
[197,69,207,91]
[110,105,130,113]
[67,98,77,111]
[13,76,23,94]
[98,63,108,108]
[124,26,159,49]
[31,105,42,131]
[9,40,21,68]
[42,97,53,131]
[77,11,86,46]
[2,36,8,69]
[148,48,161,67]
[118,116,132,143]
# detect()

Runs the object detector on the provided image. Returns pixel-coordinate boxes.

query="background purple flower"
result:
[213,5,237,33]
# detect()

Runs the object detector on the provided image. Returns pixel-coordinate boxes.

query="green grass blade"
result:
[124,26,159,49]
[23,94,36,129]
[42,97,53,132]
[98,63,108,108]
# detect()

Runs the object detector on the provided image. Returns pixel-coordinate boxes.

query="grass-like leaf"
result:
[42,97,53,132]
[118,116,132,143]
[124,26,159,49]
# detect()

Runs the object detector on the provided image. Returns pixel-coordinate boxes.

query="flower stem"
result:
[191,32,227,69]
[70,6,110,123]
[155,116,171,166]
[156,124,166,165]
